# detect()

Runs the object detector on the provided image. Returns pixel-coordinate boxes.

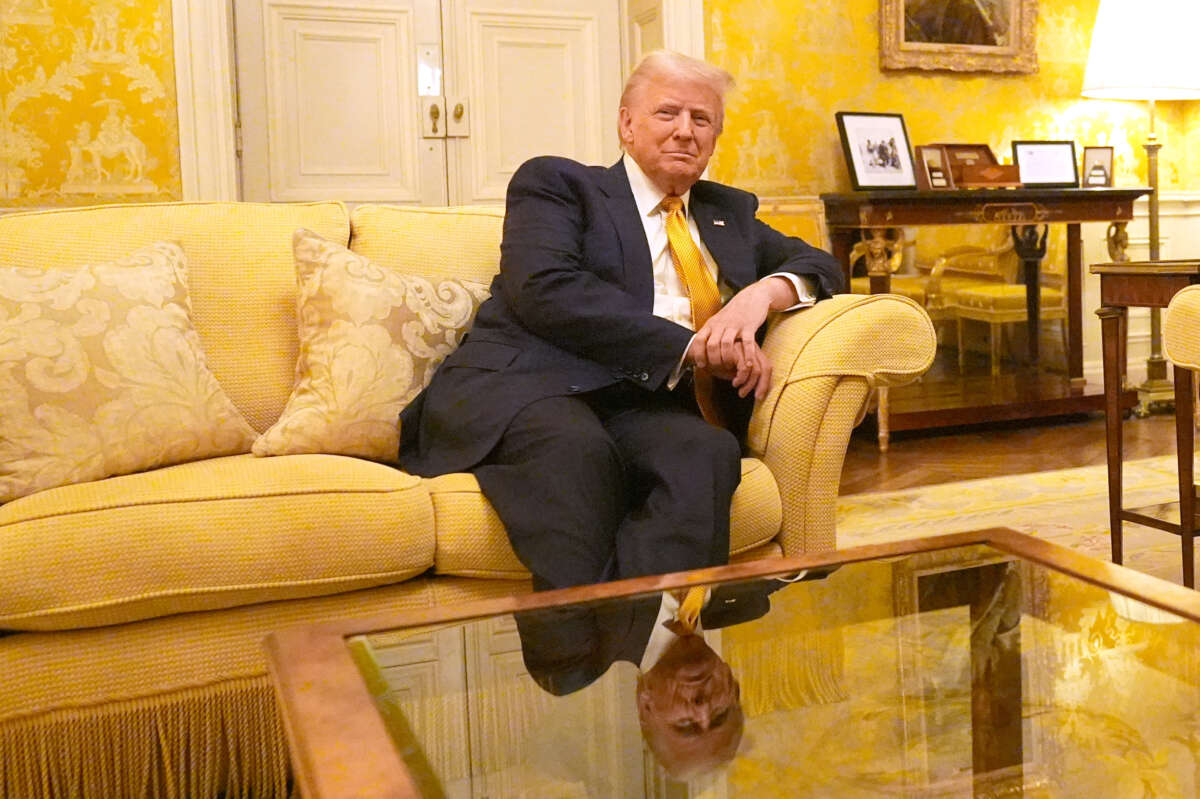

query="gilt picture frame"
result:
[881,0,1038,74]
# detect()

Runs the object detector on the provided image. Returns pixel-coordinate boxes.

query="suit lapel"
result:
[599,161,654,305]
[691,184,756,291]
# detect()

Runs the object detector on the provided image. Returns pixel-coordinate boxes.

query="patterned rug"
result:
[837,455,1193,586]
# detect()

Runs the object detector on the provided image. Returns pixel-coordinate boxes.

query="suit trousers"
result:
[473,382,742,591]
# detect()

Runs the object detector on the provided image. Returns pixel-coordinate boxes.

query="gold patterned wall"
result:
[705,0,1200,198]
[0,0,180,207]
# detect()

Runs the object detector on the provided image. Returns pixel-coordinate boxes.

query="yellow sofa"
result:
[0,200,936,798]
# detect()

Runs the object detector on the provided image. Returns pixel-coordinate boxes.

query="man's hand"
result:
[686,276,798,400]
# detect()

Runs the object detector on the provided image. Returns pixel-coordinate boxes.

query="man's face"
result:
[618,74,722,196]
[637,633,743,779]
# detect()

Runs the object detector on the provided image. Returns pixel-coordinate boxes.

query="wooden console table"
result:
[821,188,1150,451]
[1092,260,1200,587]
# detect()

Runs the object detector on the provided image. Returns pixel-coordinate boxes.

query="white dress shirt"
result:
[621,156,816,385]
[640,589,706,672]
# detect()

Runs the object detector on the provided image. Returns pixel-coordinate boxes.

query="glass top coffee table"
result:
[265,528,1200,798]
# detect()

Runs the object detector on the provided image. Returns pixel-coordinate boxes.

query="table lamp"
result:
[1081,0,1200,415]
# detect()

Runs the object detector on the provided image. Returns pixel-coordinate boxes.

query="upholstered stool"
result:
[953,283,1067,375]
[849,275,926,304]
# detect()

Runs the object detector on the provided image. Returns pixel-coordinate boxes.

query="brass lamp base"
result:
[1134,356,1174,417]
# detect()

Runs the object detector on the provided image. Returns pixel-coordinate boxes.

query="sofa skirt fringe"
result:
[0,676,294,799]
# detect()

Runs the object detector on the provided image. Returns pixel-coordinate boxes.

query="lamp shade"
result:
[1082,0,1200,100]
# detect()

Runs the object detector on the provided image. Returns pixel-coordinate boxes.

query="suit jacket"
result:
[516,577,792,697]
[398,156,843,477]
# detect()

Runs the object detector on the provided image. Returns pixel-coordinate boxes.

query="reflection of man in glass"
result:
[905,0,1004,46]
[515,583,778,779]
[637,615,744,780]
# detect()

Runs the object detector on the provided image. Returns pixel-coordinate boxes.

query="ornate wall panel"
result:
[0,0,181,207]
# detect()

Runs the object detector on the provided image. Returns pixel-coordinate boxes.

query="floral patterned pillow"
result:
[0,242,257,503]
[252,228,490,460]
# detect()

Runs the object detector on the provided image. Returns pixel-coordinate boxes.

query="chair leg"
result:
[1059,318,1068,370]
[957,317,966,373]
[990,322,1001,377]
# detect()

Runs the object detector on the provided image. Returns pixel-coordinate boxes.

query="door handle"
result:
[447,98,469,137]
[420,97,446,138]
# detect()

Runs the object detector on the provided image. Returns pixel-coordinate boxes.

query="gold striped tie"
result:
[661,195,724,427]
[673,586,708,635]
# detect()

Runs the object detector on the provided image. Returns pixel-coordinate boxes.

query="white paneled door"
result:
[234,0,622,205]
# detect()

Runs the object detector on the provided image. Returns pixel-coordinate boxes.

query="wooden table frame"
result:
[265,528,1200,799]
[821,188,1150,451]
[1092,260,1200,586]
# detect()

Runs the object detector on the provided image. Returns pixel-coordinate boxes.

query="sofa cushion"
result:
[0,453,435,631]
[253,229,489,461]
[0,201,351,432]
[0,242,256,503]
[349,204,504,285]
[427,458,783,578]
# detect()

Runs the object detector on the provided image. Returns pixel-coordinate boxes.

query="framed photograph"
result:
[915,145,955,190]
[1082,145,1114,187]
[835,111,918,191]
[1012,140,1079,188]
[880,0,1039,74]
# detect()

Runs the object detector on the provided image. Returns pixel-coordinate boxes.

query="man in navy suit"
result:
[399,51,842,591]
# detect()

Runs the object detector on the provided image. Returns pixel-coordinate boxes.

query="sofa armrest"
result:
[747,293,936,557]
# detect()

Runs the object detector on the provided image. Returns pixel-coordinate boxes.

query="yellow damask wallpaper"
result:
[0,0,180,207]
[705,0,1199,198]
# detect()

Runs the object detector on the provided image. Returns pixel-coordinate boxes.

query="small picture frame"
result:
[1012,140,1079,188]
[1082,146,1114,187]
[835,111,917,190]
[915,145,955,190]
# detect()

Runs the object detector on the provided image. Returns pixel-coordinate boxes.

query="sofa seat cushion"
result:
[427,457,783,578]
[953,283,1065,312]
[0,454,434,631]
[849,275,927,305]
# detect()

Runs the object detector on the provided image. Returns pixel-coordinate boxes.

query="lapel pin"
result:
[712,219,726,226]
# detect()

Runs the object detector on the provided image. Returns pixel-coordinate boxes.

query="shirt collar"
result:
[622,153,691,221]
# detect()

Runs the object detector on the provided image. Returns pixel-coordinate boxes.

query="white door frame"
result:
[171,0,703,200]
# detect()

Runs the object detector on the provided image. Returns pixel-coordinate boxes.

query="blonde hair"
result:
[620,50,735,131]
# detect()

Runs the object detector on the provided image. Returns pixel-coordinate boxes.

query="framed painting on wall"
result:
[880,0,1038,74]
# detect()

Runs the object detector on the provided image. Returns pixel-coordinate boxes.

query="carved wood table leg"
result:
[1175,365,1195,587]
[1098,305,1126,565]
[1011,224,1048,366]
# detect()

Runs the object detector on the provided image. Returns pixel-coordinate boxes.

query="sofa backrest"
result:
[0,201,350,432]
[349,204,504,285]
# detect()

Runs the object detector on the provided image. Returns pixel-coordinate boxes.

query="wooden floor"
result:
[840,411,1180,496]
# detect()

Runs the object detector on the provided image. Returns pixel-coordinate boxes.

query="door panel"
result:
[445,1,622,204]
[237,0,445,203]
[235,0,621,205]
